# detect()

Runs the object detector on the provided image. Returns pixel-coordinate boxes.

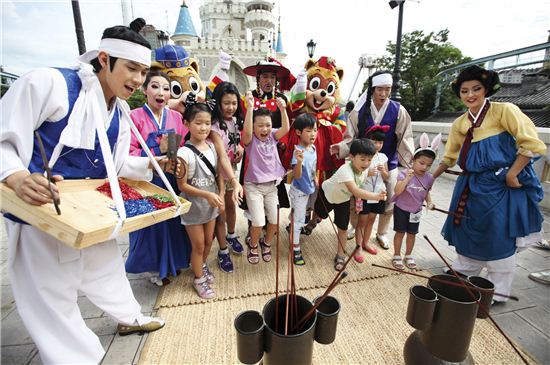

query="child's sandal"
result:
[302,221,317,236]
[259,239,272,262]
[404,255,417,269]
[334,254,346,271]
[247,243,260,264]
[391,255,405,270]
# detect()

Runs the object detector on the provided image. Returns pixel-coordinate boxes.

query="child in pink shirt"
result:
[242,91,289,264]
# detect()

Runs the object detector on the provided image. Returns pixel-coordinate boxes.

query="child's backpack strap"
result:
[185,144,217,177]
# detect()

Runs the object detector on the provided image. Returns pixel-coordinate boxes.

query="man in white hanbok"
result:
[0,19,167,364]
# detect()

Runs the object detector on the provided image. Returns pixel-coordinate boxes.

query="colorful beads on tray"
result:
[97,180,175,217]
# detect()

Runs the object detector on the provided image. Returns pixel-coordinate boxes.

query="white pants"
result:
[7,221,147,364]
[289,185,314,246]
[452,253,517,302]
[245,181,278,227]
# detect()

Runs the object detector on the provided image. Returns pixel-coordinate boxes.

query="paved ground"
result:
[1,177,549,364]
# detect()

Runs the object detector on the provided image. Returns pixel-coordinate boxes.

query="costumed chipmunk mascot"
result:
[151,45,232,114]
[282,56,346,176]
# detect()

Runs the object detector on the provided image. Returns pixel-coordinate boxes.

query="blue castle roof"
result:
[174,2,198,37]
[275,30,284,53]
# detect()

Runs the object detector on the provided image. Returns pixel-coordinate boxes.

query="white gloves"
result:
[219,50,232,70]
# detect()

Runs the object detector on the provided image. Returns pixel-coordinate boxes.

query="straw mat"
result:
[156,214,407,308]
[139,273,536,365]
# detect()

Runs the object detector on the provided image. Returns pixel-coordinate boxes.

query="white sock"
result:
[227,232,237,238]
[219,247,229,255]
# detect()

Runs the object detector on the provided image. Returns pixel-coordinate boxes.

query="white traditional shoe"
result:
[535,239,550,250]
[376,233,390,249]
[528,270,550,285]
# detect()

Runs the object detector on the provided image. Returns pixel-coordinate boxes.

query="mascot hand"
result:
[219,50,232,70]
[295,68,308,94]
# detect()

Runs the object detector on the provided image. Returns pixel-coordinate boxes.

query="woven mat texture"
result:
[156,216,403,308]
[140,273,536,365]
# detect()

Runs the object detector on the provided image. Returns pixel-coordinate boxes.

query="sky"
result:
[1,0,549,99]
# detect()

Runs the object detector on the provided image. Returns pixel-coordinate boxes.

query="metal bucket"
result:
[467,275,495,319]
[234,310,264,364]
[406,285,438,331]
[313,295,340,345]
[262,295,317,365]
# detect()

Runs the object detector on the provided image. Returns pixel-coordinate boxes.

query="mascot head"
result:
[151,45,206,113]
[303,56,344,113]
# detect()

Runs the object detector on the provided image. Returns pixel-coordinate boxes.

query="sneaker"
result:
[227,235,244,254]
[193,277,215,299]
[376,233,390,249]
[347,227,355,240]
[117,316,165,336]
[202,264,215,284]
[293,250,305,265]
[218,250,234,273]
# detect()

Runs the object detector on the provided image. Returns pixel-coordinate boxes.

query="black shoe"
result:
[443,268,467,278]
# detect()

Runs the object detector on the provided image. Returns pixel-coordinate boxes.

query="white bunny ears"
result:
[414,133,442,158]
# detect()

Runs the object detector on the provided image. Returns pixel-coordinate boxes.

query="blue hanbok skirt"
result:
[442,132,543,261]
[125,173,191,278]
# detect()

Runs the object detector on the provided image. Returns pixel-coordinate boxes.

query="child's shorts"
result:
[245,181,278,227]
[393,205,420,234]
[314,189,350,231]
[359,200,386,215]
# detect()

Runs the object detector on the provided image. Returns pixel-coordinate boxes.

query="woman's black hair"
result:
[91,18,151,72]
[294,113,317,131]
[357,70,393,139]
[451,65,501,98]
[365,129,386,142]
[143,69,170,89]
[211,81,244,131]
[350,138,376,157]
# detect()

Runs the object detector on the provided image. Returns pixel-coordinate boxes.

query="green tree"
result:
[127,89,146,110]
[365,29,471,120]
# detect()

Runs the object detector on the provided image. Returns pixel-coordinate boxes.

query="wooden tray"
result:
[0,178,191,249]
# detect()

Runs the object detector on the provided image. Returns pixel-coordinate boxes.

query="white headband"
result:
[372,73,393,87]
[78,38,151,67]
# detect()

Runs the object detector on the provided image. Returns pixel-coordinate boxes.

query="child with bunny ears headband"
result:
[390,133,441,270]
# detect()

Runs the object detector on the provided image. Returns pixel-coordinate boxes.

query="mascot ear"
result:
[430,133,442,151]
[150,61,165,71]
[190,59,200,73]
[304,59,316,70]
[336,67,344,81]
[419,133,430,149]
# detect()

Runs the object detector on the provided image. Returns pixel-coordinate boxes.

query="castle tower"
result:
[170,0,282,93]
[244,0,276,43]
[172,0,199,48]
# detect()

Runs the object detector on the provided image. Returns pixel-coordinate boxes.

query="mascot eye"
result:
[309,77,321,91]
[170,80,183,98]
[326,81,336,96]
[189,76,201,93]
